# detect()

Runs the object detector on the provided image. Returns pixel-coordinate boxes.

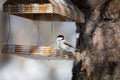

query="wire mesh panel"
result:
[2,0,82,60]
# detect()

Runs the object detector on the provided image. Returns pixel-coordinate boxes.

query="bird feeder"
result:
[2,0,85,60]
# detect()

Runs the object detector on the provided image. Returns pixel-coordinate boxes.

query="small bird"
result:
[56,35,75,51]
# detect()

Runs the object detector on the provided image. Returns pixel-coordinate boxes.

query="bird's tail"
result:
[71,46,81,52]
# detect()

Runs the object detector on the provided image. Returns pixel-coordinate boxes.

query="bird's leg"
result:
[62,50,65,58]
[59,47,64,58]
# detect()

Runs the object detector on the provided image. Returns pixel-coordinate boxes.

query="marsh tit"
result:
[56,35,76,51]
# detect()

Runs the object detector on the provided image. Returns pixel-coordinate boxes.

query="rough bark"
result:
[71,0,120,80]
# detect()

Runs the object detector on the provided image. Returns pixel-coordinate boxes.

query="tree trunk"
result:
[70,0,120,80]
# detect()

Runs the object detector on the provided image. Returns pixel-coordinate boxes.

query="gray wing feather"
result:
[63,42,74,48]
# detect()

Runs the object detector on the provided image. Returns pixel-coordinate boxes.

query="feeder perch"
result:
[2,43,79,60]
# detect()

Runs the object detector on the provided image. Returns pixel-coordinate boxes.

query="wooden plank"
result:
[3,2,85,22]
[1,44,79,60]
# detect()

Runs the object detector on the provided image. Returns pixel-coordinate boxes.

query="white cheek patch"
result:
[59,38,63,40]
[57,37,63,41]
[76,33,80,38]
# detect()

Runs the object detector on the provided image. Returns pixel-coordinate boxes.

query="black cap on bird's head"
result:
[57,35,64,40]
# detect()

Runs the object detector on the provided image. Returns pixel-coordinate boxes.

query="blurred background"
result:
[0,0,77,80]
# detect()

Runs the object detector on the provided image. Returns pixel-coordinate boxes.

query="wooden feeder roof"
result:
[3,0,85,22]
